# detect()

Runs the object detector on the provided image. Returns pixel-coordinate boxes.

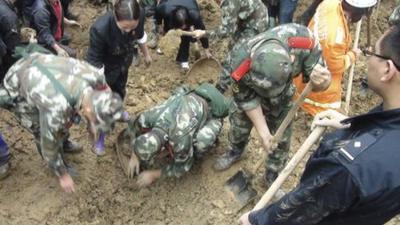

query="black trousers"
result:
[176,36,196,63]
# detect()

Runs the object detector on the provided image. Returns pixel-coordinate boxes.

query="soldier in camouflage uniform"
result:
[389,1,400,26]
[213,24,331,185]
[0,52,124,192]
[192,0,269,92]
[126,83,230,187]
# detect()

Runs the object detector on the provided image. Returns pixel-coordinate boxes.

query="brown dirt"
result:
[0,0,398,224]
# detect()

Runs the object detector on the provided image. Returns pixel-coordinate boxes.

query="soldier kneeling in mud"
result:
[124,83,230,187]
[0,48,124,192]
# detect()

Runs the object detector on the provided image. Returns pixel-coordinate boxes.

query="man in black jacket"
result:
[32,0,78,57]
[155,0,210,70]
[0,0,19,81]
[239,26,400,225]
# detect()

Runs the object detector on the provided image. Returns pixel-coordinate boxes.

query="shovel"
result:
[225,82,314,207]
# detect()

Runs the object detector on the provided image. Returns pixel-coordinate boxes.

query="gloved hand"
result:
[310,64,331,92]
[54,44,69,57]
[238,211,252,225]
[192,30,206,39]
[311,109,350,130]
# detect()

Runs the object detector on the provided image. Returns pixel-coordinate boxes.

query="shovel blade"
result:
[225,170,257,206]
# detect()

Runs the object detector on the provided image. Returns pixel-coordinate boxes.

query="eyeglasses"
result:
[362,49,400,71]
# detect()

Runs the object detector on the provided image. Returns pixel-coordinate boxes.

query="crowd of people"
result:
[1,0,400,224]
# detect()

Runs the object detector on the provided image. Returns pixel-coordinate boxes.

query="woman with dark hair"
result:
[86,0,152,100]
[155,0,210,71]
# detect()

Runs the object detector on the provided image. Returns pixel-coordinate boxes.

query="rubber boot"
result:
[213,148,242,171]
[92,133,106,156]
[0,134,11,180]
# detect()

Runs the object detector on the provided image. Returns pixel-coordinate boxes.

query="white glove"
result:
[311,109,350,130]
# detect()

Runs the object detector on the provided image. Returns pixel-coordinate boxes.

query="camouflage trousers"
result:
[228,100,292,176]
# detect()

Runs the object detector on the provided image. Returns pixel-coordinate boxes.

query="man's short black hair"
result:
[171,6,189,29]
[380,26,400,71]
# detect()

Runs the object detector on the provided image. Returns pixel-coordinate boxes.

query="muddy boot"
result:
[92,133,106,156]
[63,140,83,154]
[213,149,242,171]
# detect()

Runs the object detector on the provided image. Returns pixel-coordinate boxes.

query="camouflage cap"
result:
[132,128,168,161]
[91,90,124,132]
[250,41,292,89]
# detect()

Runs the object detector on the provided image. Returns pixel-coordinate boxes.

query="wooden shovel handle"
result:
[253,126,326,211]
[250,82,313,174]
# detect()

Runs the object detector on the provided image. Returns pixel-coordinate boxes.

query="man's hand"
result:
[157,25,164,36]
[59,173,75,193]
[128,153,140,178]
[238,211,252,225]
[204,48,212,58]
[192,30,206,39]
[136,169,161,188]
[64,18,82,28]
[310,64,331,92]
[144,54,152,67]
[352,47,362,59]
[311,109,350,130]
[54,44,69,57]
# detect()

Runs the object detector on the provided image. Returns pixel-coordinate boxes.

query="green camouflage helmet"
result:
[91,90,124,133]
[132,128,168,161]
[248,41,293,95]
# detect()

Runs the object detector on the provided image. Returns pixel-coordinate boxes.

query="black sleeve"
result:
[249,163,359,225]
[154,3,166,25]
[133,11,146,41]
[86,26,106,69]
[189,10,209,49]
[0,12,20,54]
[32,6,55,47]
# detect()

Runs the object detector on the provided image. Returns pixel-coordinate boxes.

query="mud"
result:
[0,0,398,224]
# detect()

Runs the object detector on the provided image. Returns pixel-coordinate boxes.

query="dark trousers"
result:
[176,36,195,63]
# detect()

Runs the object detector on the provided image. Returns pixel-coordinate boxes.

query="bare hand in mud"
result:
[204,49,212,58]
[128,153,140,178]
[59,173,75,193]
[136,170,161,188]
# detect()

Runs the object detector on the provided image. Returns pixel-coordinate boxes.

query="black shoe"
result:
[63,140,83,154]
[213,149,241,171]
[263,169,278,187]
[0,162,10,180]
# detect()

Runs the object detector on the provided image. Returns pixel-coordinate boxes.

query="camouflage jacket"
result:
[389,5,400,26]
[132,88,213,177]
[3,53,107,176]
[207,0,269,42]
[230,24,322,115]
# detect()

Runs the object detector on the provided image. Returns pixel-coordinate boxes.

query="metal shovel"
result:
[225,82,314,207]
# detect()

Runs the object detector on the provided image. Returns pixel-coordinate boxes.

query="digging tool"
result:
[252,126,327,211]
[344,19,362,115]
[225,82,314,207]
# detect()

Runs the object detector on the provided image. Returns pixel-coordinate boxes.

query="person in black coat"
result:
[31,0,79,57]
[155,0,210,70]
[0,0,19,81]
[239,26,400,225]
[86,0,152,100]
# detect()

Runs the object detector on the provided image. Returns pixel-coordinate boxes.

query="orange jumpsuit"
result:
[293,0,356,116]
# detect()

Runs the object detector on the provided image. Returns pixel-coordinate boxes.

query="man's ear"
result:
[380,60,397,82]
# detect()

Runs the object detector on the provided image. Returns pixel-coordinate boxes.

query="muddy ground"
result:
[0,0,398,224]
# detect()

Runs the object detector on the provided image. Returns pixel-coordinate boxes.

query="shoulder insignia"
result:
[338,132,377,162]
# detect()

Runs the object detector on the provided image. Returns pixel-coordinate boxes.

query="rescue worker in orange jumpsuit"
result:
[293,0,377,115]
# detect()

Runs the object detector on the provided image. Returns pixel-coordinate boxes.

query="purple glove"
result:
[93,133,106,156]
